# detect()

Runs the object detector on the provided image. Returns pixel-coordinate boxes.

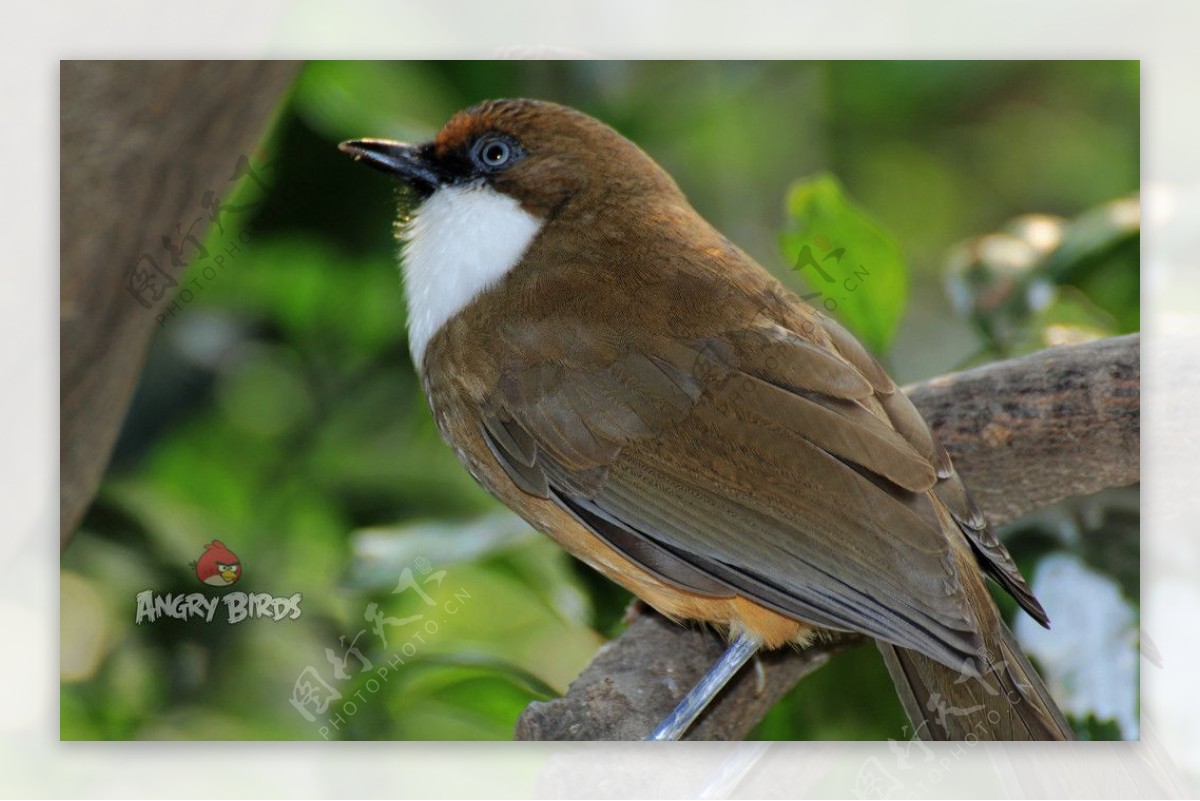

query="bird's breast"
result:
[400,182,544,367]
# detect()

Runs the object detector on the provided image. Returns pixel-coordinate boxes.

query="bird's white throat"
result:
[400,183,544,367]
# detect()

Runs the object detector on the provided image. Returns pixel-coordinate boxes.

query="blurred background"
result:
[60,61,1139,740]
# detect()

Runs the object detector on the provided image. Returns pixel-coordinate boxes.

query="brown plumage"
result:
[348,98,1073,740]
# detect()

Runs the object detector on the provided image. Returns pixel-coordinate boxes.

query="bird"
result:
[193,539,241,587]
[338,98,1074,741]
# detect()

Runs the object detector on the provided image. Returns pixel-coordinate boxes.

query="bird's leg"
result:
[647,632,764,741]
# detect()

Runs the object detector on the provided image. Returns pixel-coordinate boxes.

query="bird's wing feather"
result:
[478,306,1047,668]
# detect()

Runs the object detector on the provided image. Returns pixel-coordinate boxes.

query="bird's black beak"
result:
[338,138,441,195]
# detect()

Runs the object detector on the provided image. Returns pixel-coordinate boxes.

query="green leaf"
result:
[779,174,909,354]
[1041,196,1140,334]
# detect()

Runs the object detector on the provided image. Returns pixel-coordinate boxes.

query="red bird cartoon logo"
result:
[194,540,242,587]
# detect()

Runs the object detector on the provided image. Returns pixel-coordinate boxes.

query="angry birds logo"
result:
[193,540,242,587]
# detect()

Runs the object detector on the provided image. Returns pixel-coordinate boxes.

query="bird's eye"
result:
[471,135,521,173]
[481,141,509,166]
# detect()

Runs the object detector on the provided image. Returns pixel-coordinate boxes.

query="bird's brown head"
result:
[339,99,698,367]
[339,98,681,219]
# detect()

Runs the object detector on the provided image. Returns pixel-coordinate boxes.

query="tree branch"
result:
[514,333,1140,741]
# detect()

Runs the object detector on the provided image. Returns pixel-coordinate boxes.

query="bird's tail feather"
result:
[878,619,1074,741]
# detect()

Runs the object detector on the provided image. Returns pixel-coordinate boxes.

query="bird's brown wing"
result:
[481,310,1036,670]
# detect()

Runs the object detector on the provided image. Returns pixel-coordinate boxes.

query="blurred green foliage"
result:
[61,61,1139,741]
[780,173,910,353]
